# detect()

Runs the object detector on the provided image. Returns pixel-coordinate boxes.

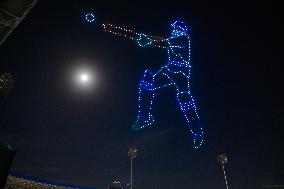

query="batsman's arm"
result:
[103,23,168,48]
[137,33,168,48]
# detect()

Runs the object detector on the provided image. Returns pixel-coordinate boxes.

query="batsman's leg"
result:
[132,70,156,130]
[177,91,204,149]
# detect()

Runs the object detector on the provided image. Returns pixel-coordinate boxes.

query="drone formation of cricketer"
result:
[86,13,204,149]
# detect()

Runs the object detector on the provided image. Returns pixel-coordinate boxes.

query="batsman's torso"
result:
[167,35,190,68]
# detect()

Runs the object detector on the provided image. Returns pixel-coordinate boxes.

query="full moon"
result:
[73,69,95,90]
[80,73,89,82]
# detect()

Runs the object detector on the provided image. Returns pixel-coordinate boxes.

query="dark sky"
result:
[0,1,281,189]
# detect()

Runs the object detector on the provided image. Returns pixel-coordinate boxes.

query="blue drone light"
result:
[85,13,95,23]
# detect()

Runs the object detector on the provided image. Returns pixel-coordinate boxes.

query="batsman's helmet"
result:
[170,20,189,35]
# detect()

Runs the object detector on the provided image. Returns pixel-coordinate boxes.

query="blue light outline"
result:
[132,20,204,149]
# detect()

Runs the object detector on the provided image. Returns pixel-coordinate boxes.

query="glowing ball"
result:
[85,13,95,23]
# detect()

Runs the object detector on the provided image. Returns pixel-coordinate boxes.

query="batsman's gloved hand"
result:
[137,33,153,47]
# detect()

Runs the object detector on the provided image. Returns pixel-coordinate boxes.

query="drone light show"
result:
[85,13,95,23]
[103,20,204,149]
[103,23,166,48]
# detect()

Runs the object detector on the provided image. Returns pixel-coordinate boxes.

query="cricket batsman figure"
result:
[103,20,204,149]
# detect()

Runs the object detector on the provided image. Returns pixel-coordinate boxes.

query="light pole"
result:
[128,147,138,189]
[217,154,229,189]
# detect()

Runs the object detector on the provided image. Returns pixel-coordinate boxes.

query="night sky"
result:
[0,1,281,189]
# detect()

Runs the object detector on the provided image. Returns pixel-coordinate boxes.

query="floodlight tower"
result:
[128,147,138,189]
[217,154,229,189]
[0,0,38,47]
[0,73,14,96]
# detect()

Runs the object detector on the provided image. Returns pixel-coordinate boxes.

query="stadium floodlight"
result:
[0,73,14,96]
[217,154,229,189]
[128,147,138,189]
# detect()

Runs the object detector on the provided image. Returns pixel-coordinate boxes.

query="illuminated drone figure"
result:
[103,20,204,149]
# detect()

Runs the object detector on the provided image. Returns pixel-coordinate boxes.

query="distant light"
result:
[85,13,95,23]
